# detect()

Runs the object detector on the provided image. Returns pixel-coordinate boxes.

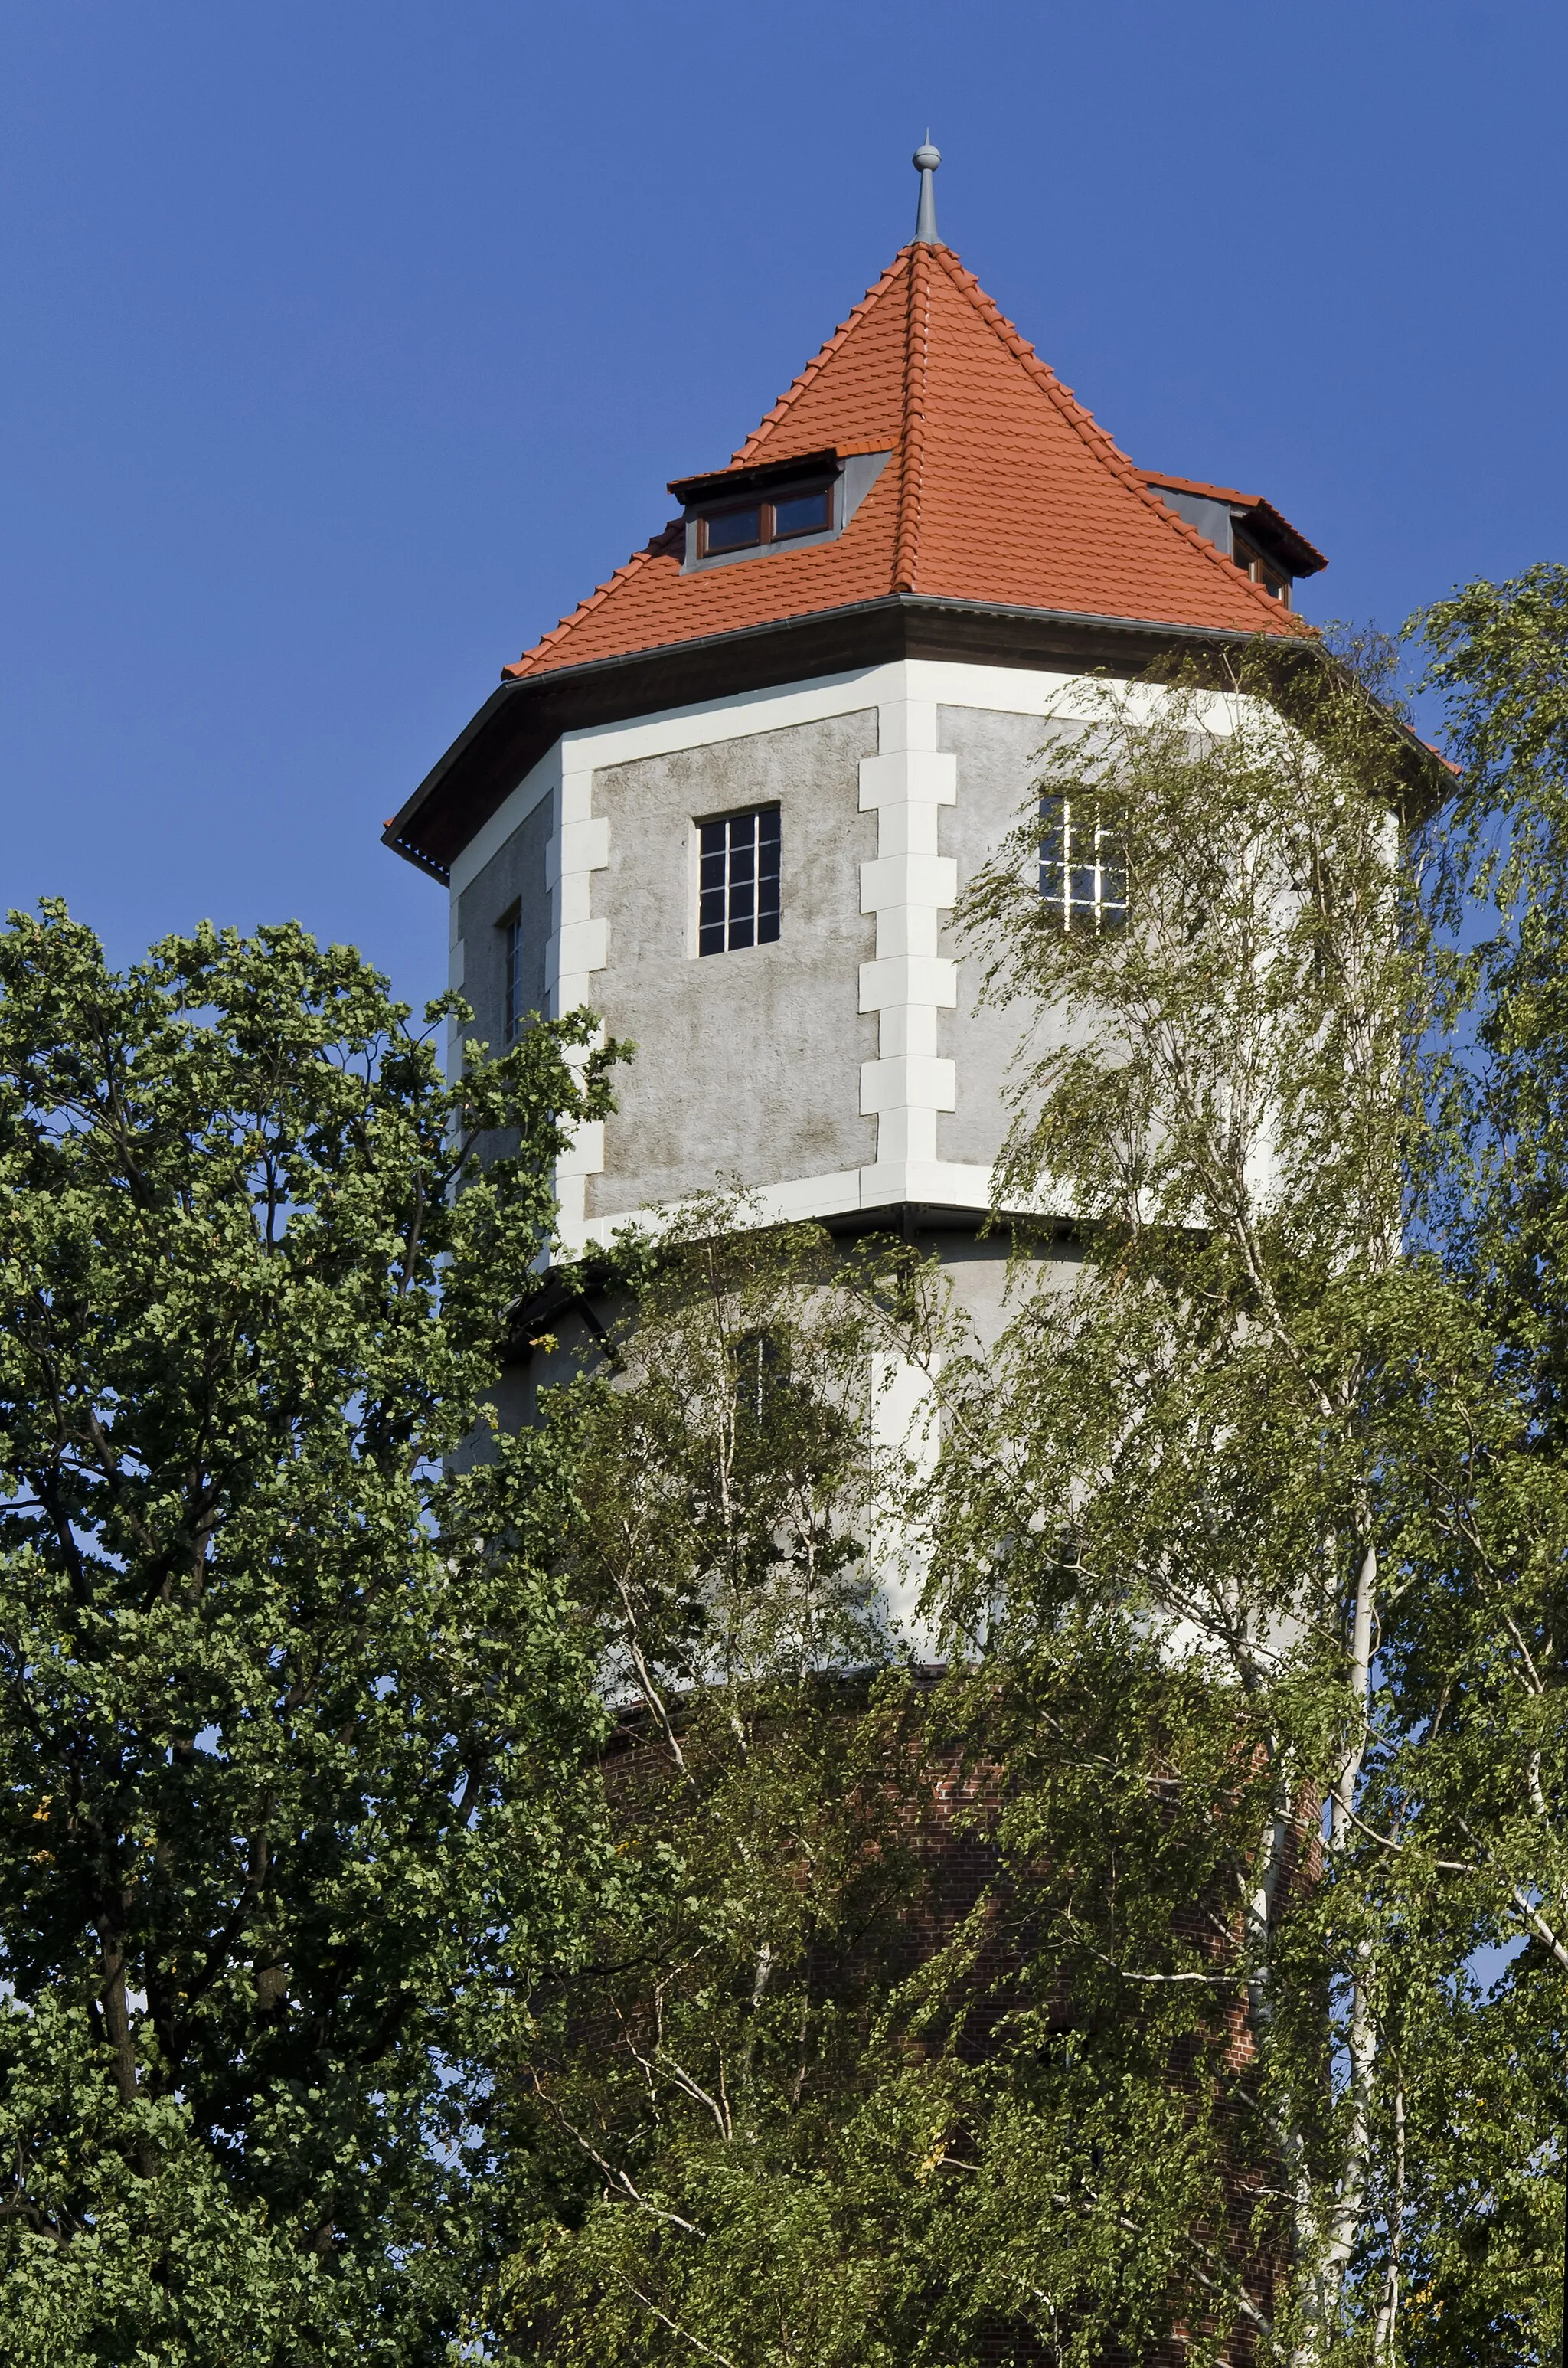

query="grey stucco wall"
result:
[456,791,553,1057]
[478,1228,1081,1465]
[922,1226,1080,1357]
[936,705,1079,1169]
[587,710,879,1218]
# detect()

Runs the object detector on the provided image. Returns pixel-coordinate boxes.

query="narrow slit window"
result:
[502,911,524,1042]
[698,808,781,955]
[731,1328,788,1432]
[1040,796,1127,932]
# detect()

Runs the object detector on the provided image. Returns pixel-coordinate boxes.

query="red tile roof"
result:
[504,243,1314,683]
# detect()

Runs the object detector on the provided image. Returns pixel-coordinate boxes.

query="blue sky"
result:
[3,1,1563,1018]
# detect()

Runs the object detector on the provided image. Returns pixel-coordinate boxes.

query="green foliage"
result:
[491,1215,947,2359]
[0,906,619,2363]
[488,608,1568,2363]
[489,1214,1266,2363]
[15,568,1568,2367]
[1380,566,1568,2365]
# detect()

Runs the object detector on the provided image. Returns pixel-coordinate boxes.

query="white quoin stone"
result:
[867,1349,942,1654]
[545,751,612,1233]
[858,695,959,1187]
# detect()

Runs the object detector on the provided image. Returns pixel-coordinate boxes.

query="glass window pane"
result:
[1039,795,1069,909]
[697,806,782,953]
[705,505,762,552]
[771,487,831,538]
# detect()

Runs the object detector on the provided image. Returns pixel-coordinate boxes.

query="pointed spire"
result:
[912,136,940,244]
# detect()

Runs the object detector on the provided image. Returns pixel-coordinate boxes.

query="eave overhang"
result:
[384,595,1331,883]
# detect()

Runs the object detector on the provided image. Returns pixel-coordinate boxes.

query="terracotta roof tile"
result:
[503,244,1315,682]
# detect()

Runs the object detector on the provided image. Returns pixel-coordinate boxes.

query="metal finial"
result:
[913,136,940,244]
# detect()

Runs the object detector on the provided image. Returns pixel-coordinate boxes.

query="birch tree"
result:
[495,1211,1269,2365]
[492,605,1568,2364]
[922,644,1465,2363]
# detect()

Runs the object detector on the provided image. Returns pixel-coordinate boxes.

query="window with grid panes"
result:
[1039,796,1127,931]
[698,808,781,954]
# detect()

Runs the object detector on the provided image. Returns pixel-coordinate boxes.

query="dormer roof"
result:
[1142,470,1328,582]
[504,240,1313,685]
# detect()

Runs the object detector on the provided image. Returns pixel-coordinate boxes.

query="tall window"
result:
[731,1329,787,1434]
[1039,796,1127,931]
[502,911,524,1042]
[698,807,781,955]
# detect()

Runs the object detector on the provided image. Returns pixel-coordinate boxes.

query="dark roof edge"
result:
[668,448,842,504]
[500,1199,1063,1360]
[382,678,521,883]
[382,594,1316,883]
[501,588,1309,688]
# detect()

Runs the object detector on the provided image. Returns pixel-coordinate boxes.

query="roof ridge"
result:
[505,521,683,679]
[893,243,933,594]
[510,254,919,678]
[930,248,1312,636]
[733,249,913,466]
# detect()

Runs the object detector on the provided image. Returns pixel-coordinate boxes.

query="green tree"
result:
[490,1211,999,2367]
[1359,565,1568,2363]
[0,905,618,2365]
[492,646,1494,2368]
[908,646,1458,2366]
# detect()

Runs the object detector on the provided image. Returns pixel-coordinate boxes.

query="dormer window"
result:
[696,483,833,558]
[672,447,891,573]
[1233,532,1290,605]
[1140,473,1325,612]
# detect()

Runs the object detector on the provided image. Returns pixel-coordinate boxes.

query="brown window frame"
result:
[694,480,835,558]
[1233,531,1291,607]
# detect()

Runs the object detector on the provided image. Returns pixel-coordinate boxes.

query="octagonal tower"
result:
[383,151,1325,1359]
